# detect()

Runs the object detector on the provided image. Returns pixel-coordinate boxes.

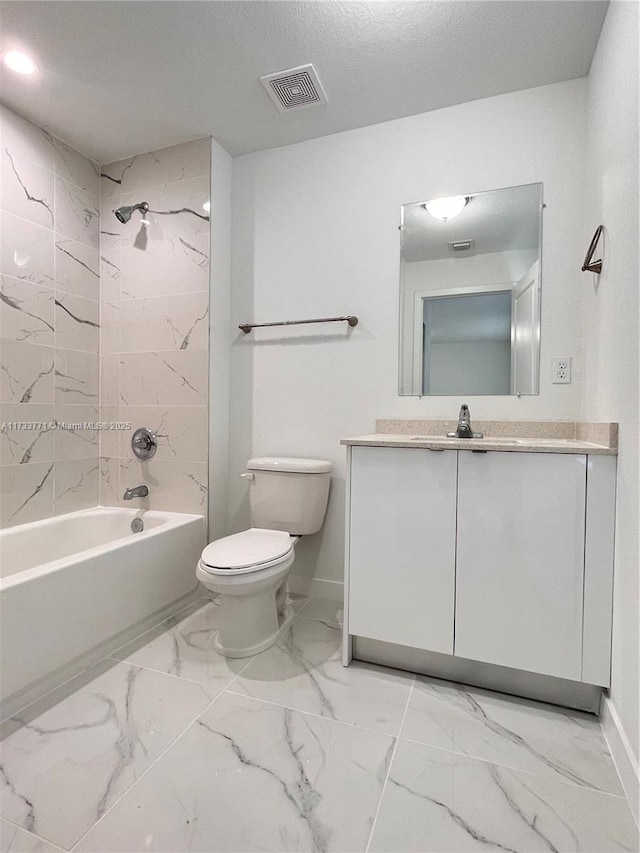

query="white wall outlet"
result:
[552,356,572,384]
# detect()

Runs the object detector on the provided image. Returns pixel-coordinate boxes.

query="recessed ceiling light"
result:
[3,50,38,75]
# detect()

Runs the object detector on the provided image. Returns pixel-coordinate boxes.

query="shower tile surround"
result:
[0,597,636,852]
[98,139,210,516]
[0,108,210,526]
[0,105,100,527]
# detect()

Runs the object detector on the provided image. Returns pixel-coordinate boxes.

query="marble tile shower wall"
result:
[98,138,210,516]
[0,105,100,528]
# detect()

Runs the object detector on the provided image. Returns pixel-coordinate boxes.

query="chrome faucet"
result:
[123,485,149,500]
[447,404,483,439]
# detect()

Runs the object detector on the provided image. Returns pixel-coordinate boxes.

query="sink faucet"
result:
[456,404,474,438]
[447,404,483,439]
[123,485,149,500]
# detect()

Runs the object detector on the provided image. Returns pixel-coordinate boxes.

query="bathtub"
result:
[0,507,205,721]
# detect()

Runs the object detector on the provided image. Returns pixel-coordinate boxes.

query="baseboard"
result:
[287,575,343,601]
[601,696,639,826]
[352,636,602,713]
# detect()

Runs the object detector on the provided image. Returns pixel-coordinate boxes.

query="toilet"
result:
[196,457,332,657]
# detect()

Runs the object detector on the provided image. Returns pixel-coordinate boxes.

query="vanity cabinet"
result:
[455,451,586,681]
[348,446,457,654]
[345,444,616,688]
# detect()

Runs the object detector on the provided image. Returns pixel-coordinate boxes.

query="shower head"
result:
[114,202,149,224]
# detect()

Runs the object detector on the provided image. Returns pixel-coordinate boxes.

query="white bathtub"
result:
[0,507,205,720]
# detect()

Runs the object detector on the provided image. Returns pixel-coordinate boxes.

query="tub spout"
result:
[123,485,149,500]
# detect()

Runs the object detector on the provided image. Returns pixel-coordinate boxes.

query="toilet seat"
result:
[199,528,294,576]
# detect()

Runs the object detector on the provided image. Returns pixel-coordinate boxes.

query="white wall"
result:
[230,78,588,590]
[582,0,639,814]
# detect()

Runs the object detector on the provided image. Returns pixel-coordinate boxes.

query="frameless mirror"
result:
[398,183,543,396]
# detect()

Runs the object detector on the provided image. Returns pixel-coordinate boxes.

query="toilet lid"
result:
[200,528,293,570]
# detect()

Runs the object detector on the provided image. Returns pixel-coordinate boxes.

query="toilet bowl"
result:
[196,457,332,658]
[197,528,298,657]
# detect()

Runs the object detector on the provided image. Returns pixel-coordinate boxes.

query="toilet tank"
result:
[246,457,332,535]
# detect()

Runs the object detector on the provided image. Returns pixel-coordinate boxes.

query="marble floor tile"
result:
[0,661,213,850]
[0,818,62,853]
[297,597,344,628]
[230,617,413,736]
[75,692,395,853]
[111,601,251,698]
[400,675,623,796]
[369,739,638,853]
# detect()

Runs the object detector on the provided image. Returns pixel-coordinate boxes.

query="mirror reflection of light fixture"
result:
[3,50,38,75]
[424,195,469,222]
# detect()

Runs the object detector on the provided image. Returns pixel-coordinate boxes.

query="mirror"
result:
[398,183,543,396]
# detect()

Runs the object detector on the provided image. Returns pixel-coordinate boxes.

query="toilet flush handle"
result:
[240,472,255,480]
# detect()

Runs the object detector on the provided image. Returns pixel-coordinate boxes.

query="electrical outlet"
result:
[552,356,572,384]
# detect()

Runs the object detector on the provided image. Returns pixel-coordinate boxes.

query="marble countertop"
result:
[341,421,618,455]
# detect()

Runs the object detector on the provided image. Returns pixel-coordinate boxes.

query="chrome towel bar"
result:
[239,315,358,334]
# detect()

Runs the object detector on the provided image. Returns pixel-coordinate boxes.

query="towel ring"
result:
[582,225,604,274]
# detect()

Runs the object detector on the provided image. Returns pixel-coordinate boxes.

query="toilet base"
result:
[197,553,296,658]
[213,595,295,658]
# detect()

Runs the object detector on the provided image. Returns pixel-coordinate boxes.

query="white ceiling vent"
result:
[260,64,328,113]
[448,239,476,254]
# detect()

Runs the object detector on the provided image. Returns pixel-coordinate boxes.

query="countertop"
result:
[341,421,618,455]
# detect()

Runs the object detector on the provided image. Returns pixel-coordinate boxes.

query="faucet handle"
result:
[131,427,157,460]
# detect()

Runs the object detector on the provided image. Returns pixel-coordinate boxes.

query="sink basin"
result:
[409,435,516,445]
[406,436,579,447]
[514,437,571,445]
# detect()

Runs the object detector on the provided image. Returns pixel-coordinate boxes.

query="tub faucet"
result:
[447,404,483,439]
[123,485,149,500]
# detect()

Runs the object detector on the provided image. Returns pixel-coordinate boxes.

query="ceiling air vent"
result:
[260,64,328,113]
[448,239,475,254]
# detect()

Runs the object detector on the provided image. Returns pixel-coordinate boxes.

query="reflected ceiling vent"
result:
[260,64,328,113]
[448,239,475,254]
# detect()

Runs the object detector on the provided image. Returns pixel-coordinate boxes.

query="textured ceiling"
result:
[0,1,608,163]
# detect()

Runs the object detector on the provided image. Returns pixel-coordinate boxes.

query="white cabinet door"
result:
[455,451,587,680]
[348,446,457,654]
